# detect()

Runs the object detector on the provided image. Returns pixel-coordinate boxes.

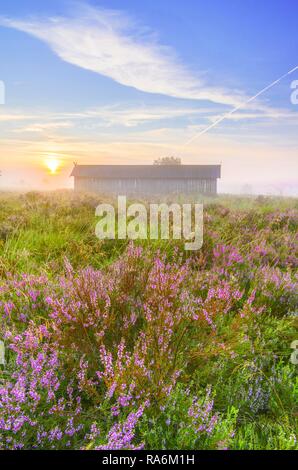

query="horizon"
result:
[0,0,298,196]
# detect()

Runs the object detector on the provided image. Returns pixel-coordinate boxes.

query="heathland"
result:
[0,191,297,449]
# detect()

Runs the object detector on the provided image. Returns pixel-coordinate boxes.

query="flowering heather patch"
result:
[0,192,297,450]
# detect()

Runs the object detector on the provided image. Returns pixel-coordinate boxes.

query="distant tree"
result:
[153,156,182,166]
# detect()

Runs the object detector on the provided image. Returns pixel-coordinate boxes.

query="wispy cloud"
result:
[0,4,246,107]
[0,103,218,129]
[208,109,298,122]
[2,102,298,143]
[0,112,36,122]
[62,104,219,127]
[14,120,73,133]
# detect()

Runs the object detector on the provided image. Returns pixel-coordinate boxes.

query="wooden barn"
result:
[71,164,221,195]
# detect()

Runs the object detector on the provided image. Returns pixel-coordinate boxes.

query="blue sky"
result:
[0,0,297,193]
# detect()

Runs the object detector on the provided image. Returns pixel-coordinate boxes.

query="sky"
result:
[0,0,298,194]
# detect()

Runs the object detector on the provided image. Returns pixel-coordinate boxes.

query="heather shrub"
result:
[0,192,297,450]
[139,384,238,450]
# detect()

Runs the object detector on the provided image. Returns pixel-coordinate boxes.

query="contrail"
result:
[183,65,298,147]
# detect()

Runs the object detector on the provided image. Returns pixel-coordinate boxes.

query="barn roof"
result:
[70,165,221,179]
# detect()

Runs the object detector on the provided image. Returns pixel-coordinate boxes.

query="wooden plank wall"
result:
[74,177,217,195]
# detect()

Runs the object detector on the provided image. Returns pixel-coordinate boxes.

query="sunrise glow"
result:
[45,157,61,175]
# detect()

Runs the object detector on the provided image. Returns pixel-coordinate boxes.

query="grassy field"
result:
[0,190,297,449]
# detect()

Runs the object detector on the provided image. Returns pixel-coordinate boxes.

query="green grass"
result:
[0,190,297,450]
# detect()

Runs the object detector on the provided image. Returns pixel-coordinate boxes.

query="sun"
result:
[45,157,61,175]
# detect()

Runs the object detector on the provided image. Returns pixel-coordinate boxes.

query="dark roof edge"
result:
[70,164,221,179]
